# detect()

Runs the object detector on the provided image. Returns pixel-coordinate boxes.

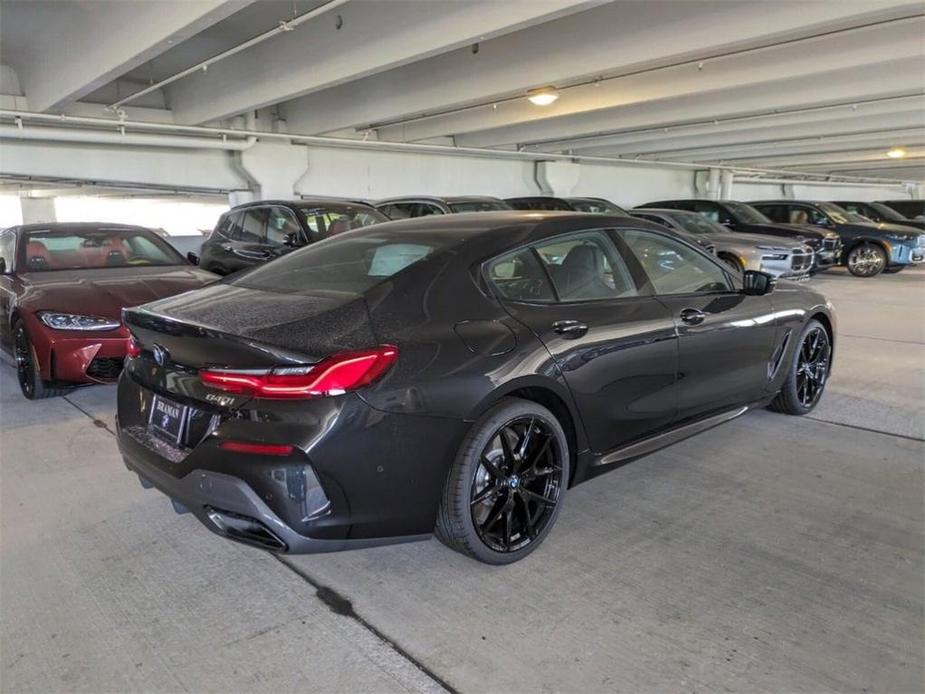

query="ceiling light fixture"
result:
[527,87,559,106]
[886,147,907,159]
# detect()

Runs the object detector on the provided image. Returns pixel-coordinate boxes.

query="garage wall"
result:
[734,181,915,202]
[570,162,697,206]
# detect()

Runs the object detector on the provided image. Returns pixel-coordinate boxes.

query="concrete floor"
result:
[1,267,922,693]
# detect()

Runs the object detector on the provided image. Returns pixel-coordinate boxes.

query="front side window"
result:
[20,228,183,272]
[754,204,788,224]
[239,208,268,242]
[266,207,302,246]
[449,200,509,213]
[692,201,731,225]
[722,201,771,224]
[621,229,730,295]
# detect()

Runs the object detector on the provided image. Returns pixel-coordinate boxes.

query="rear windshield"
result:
[229,227,459,295]
[20,228,184,272]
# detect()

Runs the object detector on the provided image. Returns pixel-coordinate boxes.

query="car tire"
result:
[882,266,904,274]
[768,319,831,416]
[435,397,570,564]
[846,243,887,277]
[13,319,70,400]
[719,254,744,274]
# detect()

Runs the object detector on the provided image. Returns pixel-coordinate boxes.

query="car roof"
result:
[373,195,506,205]
[631,207,696,217]
[230,198,378,211]
[13,222,153,234]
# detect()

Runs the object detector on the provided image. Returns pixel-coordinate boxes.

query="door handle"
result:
[552,320,588,338]
[679,308,707,325]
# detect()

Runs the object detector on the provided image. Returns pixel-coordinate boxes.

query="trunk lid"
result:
[123,282,377,406]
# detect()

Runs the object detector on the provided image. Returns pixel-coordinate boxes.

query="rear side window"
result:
[487,248,555,302]
[0,232,14,270]
[754,205,788,224]
[534,231,636,301]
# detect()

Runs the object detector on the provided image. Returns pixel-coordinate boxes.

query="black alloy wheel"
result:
[13,320,68,400]
[436,398,569,563]
[470,416,564,553]
[769,319,831,415]
[846,243,886,277]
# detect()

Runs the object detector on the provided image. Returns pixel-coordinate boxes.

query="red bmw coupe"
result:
[0,223,217,399]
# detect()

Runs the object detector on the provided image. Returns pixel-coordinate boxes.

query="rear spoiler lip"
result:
[122,305,320,367]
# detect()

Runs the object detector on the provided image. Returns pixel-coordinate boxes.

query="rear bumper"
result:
[115,369,467,553]
[118,428,428,553]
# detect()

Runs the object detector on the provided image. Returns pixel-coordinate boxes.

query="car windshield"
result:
[667,212,726,235]
[815,202,868,224]
[298,204,387,237]
[723,202,771,224]
[229,227,461,295]
[20,228,184,272]
[448,200,510,213]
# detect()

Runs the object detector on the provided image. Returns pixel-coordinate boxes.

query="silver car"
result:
[631,208,813,279]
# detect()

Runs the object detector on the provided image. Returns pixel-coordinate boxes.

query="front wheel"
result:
[846,243,886,277]
[435,398,570,564]
[882,266,904,274]
[768,319,831,415]
[13,320,70,400]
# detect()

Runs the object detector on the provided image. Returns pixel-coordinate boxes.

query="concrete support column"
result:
[707,168,721,200]
[720,170,734,200]
[20,196,56,224]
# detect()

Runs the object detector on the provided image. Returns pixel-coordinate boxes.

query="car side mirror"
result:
[742,270,775,296]
[186,251,200,265]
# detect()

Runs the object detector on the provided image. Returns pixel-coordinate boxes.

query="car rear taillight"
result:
[218,441,294,456]
[199,345,398,400]
[126,337,142,358]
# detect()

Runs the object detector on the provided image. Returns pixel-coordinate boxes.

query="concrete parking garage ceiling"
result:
[0,0,923,182]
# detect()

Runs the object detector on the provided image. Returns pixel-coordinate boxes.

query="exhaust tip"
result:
[204,506,287,551]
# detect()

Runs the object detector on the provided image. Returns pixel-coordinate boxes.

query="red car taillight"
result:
[199,345,398,400]
[126,337,142,358]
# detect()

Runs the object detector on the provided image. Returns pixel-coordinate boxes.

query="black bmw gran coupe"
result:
[117,212,835,564]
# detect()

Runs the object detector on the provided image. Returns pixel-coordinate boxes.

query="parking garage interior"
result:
[0,1,923,692]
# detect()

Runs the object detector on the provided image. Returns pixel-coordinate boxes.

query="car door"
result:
[620,228,778,422]
[223,206,270,270]
[488,229,678,453]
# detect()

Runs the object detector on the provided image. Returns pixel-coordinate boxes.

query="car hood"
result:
[847,221,925,237]
[19,265,218,319]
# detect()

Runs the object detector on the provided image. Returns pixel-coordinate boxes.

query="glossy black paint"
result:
[117,212,835,554]
[751,200,925,269]
[199,199,388,275]
[639,199,839,271]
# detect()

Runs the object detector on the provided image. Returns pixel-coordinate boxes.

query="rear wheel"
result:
[846,243,886,277]
[882,266,904,274]
[768,319,831,415]
[435,398,569,564]
[13,320,70,400]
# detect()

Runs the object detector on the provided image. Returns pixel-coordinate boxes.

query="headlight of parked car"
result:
[757,245,788,261]
[39,312,122,331]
